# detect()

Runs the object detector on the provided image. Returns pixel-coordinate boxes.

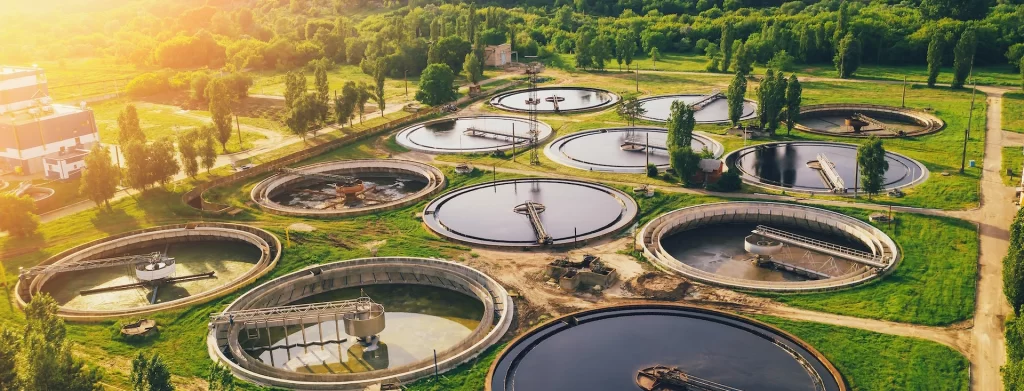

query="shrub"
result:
[646,164,659,177]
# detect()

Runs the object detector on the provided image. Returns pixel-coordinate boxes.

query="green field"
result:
[89,99,266,153]
[34,58,149,102]
[762,208,978,326]
[1005,92,1024,133]
[1004,146,1024,186]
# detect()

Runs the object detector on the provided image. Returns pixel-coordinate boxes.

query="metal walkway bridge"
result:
[621,141,667,151]
[513,201,553,245]
[463,127,531,142]
[751,225,888,268]
[814,153,847,193]
[280,167,360,186]
[210,297,379,326]
[691,90,724,111]
[19,252,171,279]
[853,112,899,136]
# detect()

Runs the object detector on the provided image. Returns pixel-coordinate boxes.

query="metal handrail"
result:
[752,225,887,268]
[19,252,170,278]
[816,153,846,192]
[209,296,378,325]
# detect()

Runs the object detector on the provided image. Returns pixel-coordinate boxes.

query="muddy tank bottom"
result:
[43,241,261,311]
[269,173,428,210]
[489,305,843,391]
[489,87,619,113]
[660,223,864,282]
[241,285,483,374]
[423,178,638,247]
[638,94,758,124]
[727,141,926,193]
[544,127,724,173]
[796,105,945,138]
[396,116,553,154]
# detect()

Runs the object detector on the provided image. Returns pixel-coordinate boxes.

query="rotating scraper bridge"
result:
[208,257,513,390]
[640,202,900,292]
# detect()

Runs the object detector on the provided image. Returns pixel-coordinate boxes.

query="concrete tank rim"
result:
[795,103,946,138]
[722,140,930,195]
[421,177,639,248]
[484,302,848,391]
[638,201,901,292]
[395,115,555,154]
[207,256,513,390]
[488,86,621,114]
[636,94,759,124]
[250,158,446,218]
[542,127,724,173]
[15,222,281,321]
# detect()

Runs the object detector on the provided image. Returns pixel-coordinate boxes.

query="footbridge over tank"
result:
[751,225,890,269]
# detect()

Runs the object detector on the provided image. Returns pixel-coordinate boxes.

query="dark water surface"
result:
[403,117,538,151]
[639,95,757,123]
[548,128,719,170]
[492,87,616,112]
[490,307,842,391]
[728,142,922,191]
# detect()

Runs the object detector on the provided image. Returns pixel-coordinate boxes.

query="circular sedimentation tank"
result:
[422,178,638,248]
[208,257,512,390]
[396,116,553,154]
[250,159,446,218]
[639,201,899,291]
[489,87,620,113]
[796,104,945,138]
[638,93,758,124]
[543,127,724,173]
[487,304,846,391]
[15,223,280,321]
[725,141,928,194]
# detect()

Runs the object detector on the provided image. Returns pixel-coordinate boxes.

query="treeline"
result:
[1005,207,1024,389]
[5,0,1022,87]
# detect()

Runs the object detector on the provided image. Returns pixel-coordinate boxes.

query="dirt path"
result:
[969,87,1013,391]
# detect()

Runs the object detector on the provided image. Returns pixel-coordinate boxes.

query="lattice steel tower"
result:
[525,62,542,165]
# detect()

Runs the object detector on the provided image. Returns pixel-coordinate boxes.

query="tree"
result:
[726,72,748,127]
[372,58,386,116]
[416,63,457,105]
[575,28,594,70]
[283,71,307,109]
[0,194,36,237]
[1020,57,1024,91]
[650,47,660,70]
[951,28,977,89]
[784,75,803,135]
[857,137,889,197]
[464,52,483,85]
[622,32,637,71]
[704,43,721,72]
[466,2,478,43]
[122,141,151,191]
[927,33,944,87]
[285,94,316,141]
[921,0,992,21]
[117,104,145,146]
[80,144,119,210]
[335,81,358,126]
[207,78,234,152]
[733,41,754,75]
[666,100,695,152]
[200,126,218,173]
[616,97,646,127]
[670,147,701,186]
[19,294,103,391]
[721,26,734,72]
[190,72,212,102]
[149,138,180,187]
[207,362,235,391]
[591,36,612,70]
[131,353,174,391]
[313,59,330,124]
[428,36,472,75]
[834,33,861,79]
[356,82,371,122]
[1006,207,1024,316]
[0,328,17,391]
[176,130,201,179]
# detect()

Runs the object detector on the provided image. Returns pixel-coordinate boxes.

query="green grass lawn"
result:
[90,99,265,153]
[1004,146,1024,186]
[761,208,977,326]
[547,51,1020,87]
[35,58,149,102]
[1005,92,1024,133]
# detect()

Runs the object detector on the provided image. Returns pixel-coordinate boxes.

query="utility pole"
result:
[236,115,242,146]
[635,69,639,92]
[960,65,977,174]
[512,123,516,163]
[901,76,907,108]
[404,69,408,97]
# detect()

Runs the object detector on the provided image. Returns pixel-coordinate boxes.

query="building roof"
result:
[43,148,91,161]
[0,104,90,126]
[0,66,44,82]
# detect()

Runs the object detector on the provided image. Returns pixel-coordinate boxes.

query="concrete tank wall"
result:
[207,257,513,390]
[639,202,900,292]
